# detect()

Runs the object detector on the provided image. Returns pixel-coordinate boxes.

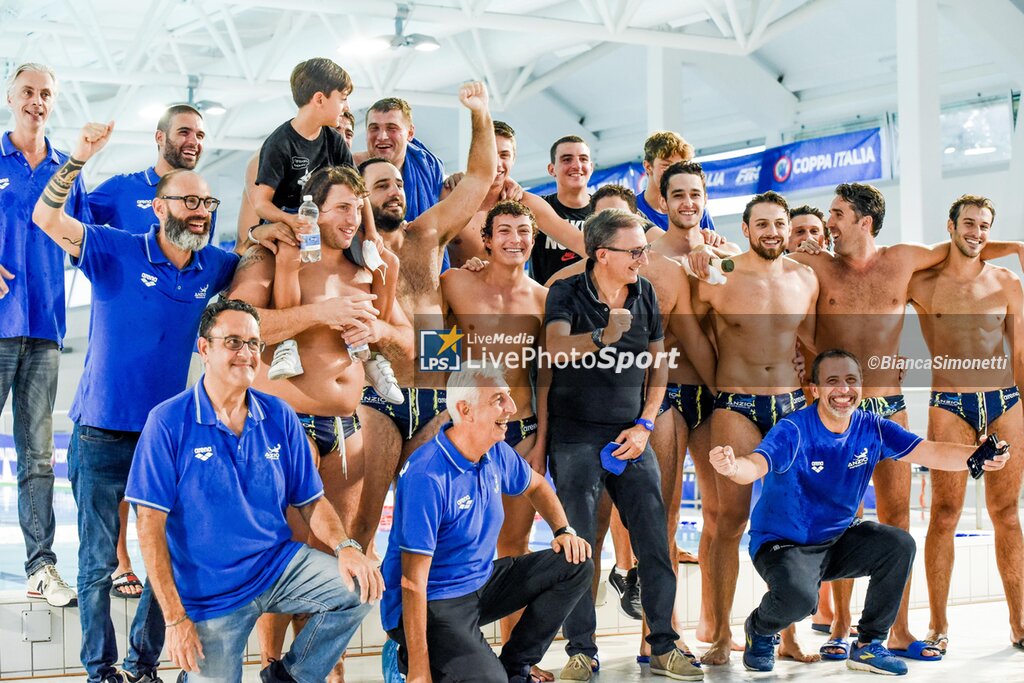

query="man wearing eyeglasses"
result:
[543,209,702,680]
[126,298,379,683]
[31,122,283,683]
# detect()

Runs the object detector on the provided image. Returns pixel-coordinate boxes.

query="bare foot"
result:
[530,665,554,681]
[695,619,714,643]
[778,636,821,663]
[326,654,345,683]
[700,640,734,665]
[677,547,699,564]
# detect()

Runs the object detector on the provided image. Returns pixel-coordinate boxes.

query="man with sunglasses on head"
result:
[544,209,701,681]
[31,121,284,683]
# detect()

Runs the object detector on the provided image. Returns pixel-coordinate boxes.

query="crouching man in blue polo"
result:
[125,299,381,683]
[381,363,594,683]
[710,349,1012,676]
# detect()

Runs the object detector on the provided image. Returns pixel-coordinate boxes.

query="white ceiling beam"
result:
[943,0,1024,88]
[504,60,537,105]
[685,52,798,131]
[615,0,646,32]
[698,0,734,38]
[65,2,119,73]
[470,28,505,109]
[723,0,747,49]
[224,0,745,55]
[218,2,256,82]
[509,41,621,106]
[750,0,835,52]
[747,0,783,50]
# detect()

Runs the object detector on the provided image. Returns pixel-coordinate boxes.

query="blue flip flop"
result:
[890,640,943,661]
[820,638,849,660]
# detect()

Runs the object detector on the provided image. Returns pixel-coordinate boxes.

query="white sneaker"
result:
[268,339,303,380]
[27,565,77,607]
[366,353,404,404]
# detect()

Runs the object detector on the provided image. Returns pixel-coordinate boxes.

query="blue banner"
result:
[527,128,884,201]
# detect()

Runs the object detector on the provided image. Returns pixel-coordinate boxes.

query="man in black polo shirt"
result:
[543,209,701,681]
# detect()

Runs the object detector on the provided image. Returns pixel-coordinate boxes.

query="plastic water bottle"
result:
[298,195,321,263]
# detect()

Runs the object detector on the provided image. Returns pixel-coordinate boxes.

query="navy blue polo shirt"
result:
[749,404,922,558]
[0,132,92,343]
[69,224,239,431]
[125,379,322,621]
[380,423,532,631]
[88,166,219,241]
[636,187,715,231]
[544,260,664,441]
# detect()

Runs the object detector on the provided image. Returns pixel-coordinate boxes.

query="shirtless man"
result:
[690,191,818,665]
[788,182,1024,660]
[440,199,553,679]
[228,165,388,682]
[353,81,497,548]
[909,195,1024,655]
[787,204,829,254]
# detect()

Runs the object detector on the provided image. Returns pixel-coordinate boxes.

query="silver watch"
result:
[333,538,363,556]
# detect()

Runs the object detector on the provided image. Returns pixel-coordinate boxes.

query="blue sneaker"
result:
[382,638,406,682]
[846,640,908,676]
[742,615,776,672]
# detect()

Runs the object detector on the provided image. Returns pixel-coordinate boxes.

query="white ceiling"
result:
[2,0,1021,193]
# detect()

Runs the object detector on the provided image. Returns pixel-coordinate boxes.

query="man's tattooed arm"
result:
[40,157,85,209]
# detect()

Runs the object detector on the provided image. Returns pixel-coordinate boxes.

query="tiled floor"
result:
[19,602,1021,682]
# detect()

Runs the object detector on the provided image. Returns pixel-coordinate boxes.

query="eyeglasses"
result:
[205,336,266,353]
[600,244,652,260]
[160,195,221,211]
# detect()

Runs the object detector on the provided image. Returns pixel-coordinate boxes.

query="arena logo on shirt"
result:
[811,460,825,473]
[456,494,474,510]
[193,446,213,461]
[140,273,158,287]
[136,199,152,209]
[848,448,869,469]
[0,178,9,190]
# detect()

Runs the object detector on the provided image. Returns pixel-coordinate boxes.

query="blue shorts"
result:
[714,390,806,436]
[658,383,714,431]
[296,414,359,457]
[504,416,538,449]
[361,387,448,441]
[858,394,907,419]
[929,387,1020,435]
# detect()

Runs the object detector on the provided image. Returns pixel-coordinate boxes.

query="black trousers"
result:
[388,549,593,682]
[750,520,916,643]
[549,435,679,658]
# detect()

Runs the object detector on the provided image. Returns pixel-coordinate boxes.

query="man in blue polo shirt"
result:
[126,299,379,683]
[381,364,593,683]
[88,104,218,240]
[636,131,715,233]
[710,349,1012,675]
[0,62,89,608]
[31,121,252,683]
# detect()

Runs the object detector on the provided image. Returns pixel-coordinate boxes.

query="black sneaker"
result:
[260,659,296,683]
[125,671,163,683]
[608,566,643,620]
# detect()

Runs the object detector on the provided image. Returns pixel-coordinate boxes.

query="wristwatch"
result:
[591,328,606,349]
[635,418,655,432]
[333,538,363,556]
[553,525,577,538]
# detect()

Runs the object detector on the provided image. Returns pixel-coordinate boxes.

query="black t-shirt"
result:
[543,261,664,441]
[256,120,354,211]
[529,193,592,284]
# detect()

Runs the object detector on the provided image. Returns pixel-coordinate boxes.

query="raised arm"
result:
[417,82,496,245]
[32,121,114,258]
[520,192,586,257]
[137,506,204,673]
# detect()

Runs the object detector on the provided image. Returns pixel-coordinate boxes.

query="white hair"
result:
[6,63,58,99]
[446,363,508,424]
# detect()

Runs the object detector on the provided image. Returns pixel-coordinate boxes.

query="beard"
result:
[163,141,199,170]
[373,203,406,233]
[750,239,785,261]
[164,212,211,251]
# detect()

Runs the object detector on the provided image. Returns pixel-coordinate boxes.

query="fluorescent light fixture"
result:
[196,100,226,116]
[944,146,956,154]
[963,145,996,156]
[409,34,440,51]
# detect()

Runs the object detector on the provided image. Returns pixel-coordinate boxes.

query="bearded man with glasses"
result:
[31,122,286,683]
